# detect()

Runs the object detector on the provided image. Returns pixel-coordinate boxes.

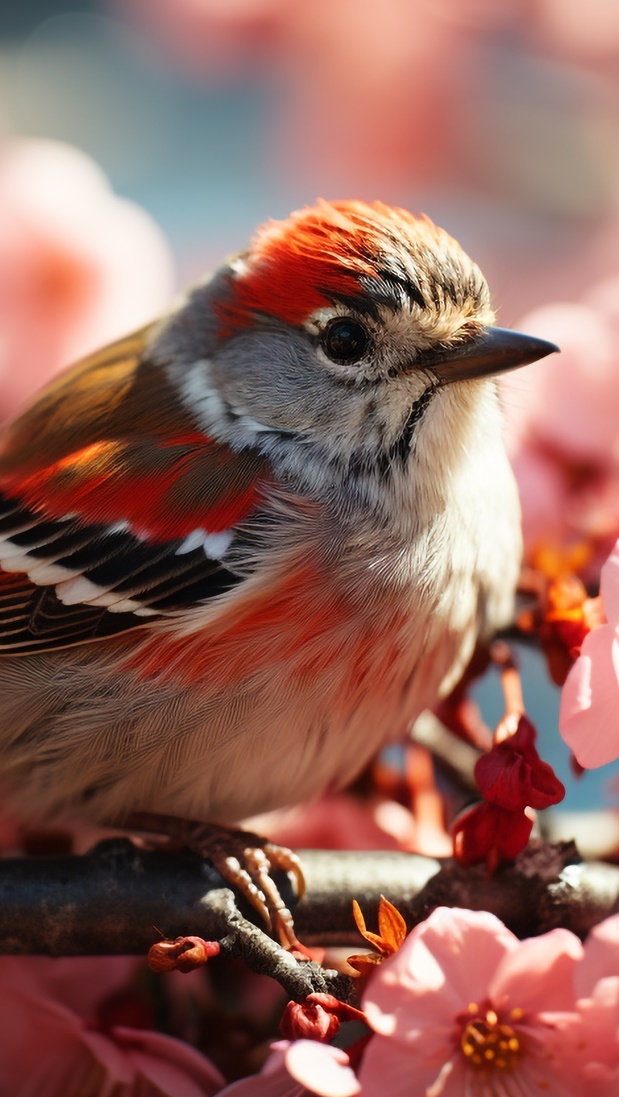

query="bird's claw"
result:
[186,824,305,950]
[122,813,304,948]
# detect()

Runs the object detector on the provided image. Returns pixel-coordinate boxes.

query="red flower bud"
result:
[147,935,220,973]
[452,801,533,871]
[280,998,340,1042]
[474,716,565,811]
[279,993,366,1042]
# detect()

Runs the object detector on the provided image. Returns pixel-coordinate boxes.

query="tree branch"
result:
[1,840,618,961]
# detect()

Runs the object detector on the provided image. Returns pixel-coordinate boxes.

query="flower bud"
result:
[452,802,533,871]
[280,998,341,1042]
[475,716,565,812]
[147,935,220,973]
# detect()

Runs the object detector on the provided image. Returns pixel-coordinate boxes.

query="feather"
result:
[215,200,452,336]
[0,327,273,652]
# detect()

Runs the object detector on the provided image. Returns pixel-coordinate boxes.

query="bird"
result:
[0,199,556,941]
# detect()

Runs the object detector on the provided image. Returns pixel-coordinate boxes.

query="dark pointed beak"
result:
[430,326,559,385]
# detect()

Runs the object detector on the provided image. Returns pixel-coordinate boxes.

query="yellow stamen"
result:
[460,1003,523,1073]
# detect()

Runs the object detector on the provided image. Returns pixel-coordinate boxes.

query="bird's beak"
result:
[430,326,559,385]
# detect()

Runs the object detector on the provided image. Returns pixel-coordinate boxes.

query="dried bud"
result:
[348,896,408,975]
[475,716,565,812]
[147,935,220,973]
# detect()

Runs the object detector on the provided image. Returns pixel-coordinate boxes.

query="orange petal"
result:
[377,896,408,951]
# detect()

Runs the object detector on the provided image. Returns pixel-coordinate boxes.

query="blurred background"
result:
[2,0,619,303]
[1,0,619,827]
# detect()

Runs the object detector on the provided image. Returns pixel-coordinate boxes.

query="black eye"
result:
[321,318,370,364]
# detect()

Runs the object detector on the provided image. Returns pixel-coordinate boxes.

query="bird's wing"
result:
[0,327,272,653]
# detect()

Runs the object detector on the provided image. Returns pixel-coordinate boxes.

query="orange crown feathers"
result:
[215,199,453,336]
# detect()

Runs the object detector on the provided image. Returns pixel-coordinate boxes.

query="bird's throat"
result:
[389,384,437,464]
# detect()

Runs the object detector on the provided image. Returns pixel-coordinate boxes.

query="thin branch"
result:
[409,710,480,792]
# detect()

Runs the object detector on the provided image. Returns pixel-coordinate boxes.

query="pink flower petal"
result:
[600,542,619,627]
[576,913,619,997]
[15,955,139,1020]
[216,1070,307,1096]
[489,927,583,1013]
[560,625,619,766]
[509,445,571,548]
[363,908,518,1048]
[217,1041,358,1097]
[0,138,174,419]
[506,303,619,464]
[112,1026,225,1096]
[0,982,132,1095]
[216,1043,308,1096]
[358,1034,458,1097]
[0,963,225,1097]
[285,1041,360,1097]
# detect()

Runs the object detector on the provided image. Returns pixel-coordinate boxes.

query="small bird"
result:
[0,200,555,937]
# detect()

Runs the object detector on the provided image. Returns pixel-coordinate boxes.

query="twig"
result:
[410,710,480,792]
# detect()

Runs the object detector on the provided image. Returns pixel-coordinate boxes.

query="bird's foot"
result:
[124,812,305,949]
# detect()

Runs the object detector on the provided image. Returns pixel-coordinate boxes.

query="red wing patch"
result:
[0,321,272,542]
[0,321,275,652]
[1,435,269,543]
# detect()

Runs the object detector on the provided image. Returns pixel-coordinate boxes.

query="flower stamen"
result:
[459,1002,523,1073]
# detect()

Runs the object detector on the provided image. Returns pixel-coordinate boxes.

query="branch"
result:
[1,840,618,961]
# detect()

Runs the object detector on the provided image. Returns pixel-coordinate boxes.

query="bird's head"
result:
[159,200,556,476]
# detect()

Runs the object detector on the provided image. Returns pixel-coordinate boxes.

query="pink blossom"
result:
[0,955,224,1096]
[222,909,619,1096]
[572,914,619,1092]
[560,537,619,766]
[502,295,619,568]
[0,138,174,418]
[120,0,505,194]
[535,0,619,65]
[245,761,451,859]
[503,301,619,466]
[357,907,586,1096]
[273,909,590,1096]
[217,1040,359,1097]
[244,793,410,854]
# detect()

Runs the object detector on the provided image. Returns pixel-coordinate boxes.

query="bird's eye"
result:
[321,318,370,364]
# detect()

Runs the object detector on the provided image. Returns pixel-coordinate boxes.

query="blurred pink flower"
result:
[560,537,619,766]
[0,137,174,418]
[120,0,510,194]
[502,291,619,565]
[573,913,619,1092]
[535,0,619,64]
[245,743,452,860]
[218,1041,359,1097]
[244,792,417,855]
[504,301,619,465]
[0,955,224,1097]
